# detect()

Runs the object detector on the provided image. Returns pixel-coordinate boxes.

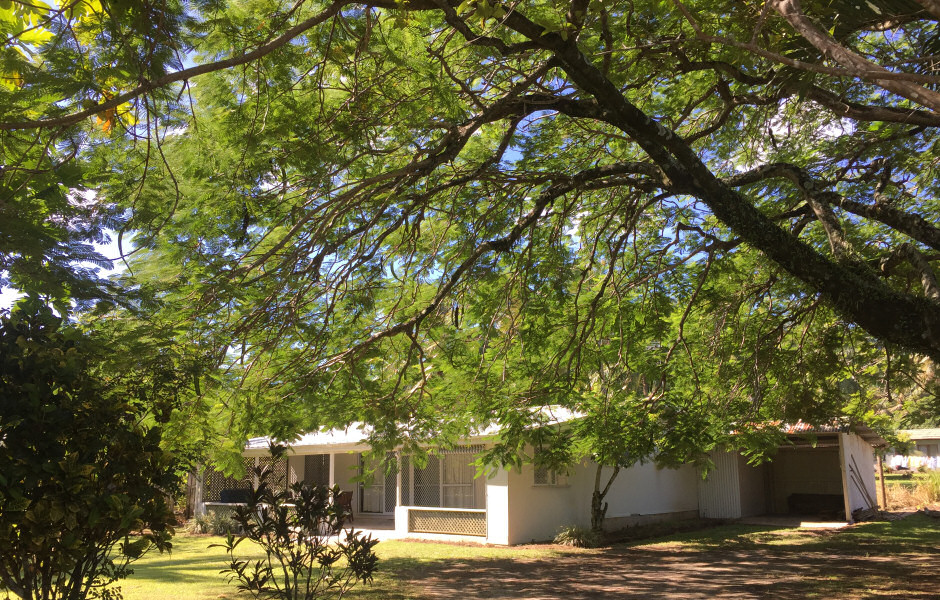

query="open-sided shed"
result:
[698,423,886,522]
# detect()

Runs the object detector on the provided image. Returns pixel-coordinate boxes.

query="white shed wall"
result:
[697,450,742,518]
[840,433,877,518]
[603,461,699,519]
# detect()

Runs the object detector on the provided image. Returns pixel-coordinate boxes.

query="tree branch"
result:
[727,162,940,252]
[0,0,444,132]
[770,0,940,113]
[501,9,940,359]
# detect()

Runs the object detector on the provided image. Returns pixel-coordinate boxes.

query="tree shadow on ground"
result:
[386,516,940,599]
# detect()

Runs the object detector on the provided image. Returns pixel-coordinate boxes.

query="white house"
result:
[885,428,940,470]
[193,421,885,545]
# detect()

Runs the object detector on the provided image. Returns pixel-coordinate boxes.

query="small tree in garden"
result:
[0,301,179,600]
[217,445,378,600]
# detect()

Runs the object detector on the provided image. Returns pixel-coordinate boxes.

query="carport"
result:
[698,422,887,522]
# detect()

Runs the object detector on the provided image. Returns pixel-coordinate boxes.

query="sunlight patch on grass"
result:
[119,534,263,600]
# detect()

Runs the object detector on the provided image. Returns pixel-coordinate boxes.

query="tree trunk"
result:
[590,464,620,533]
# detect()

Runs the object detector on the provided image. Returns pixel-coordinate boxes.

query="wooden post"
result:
[878,454,887,509]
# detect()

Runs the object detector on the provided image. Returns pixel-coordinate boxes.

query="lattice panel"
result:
[400,456,411,506]
[203,457,254,502]
[408,509,486,537]
[304,454,330,487]
[259,455,288,488]
[412,455,440,507]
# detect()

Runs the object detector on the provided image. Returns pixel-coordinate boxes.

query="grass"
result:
[118,534,564,600]
[883,470,940,508]
[118,535,262,600]
[116,516,940,600]
[641,512,939,553]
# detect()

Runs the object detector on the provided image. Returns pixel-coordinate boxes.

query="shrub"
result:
[0,303,179,600]
[216,445,378,600]
[554,525,603,548]
[924,471,940,504]
[187,513,213,534]
[187,511,239,536]
[885,471,940,508]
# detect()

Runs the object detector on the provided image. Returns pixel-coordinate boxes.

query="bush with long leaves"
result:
[216,446,377,600]
[0,301,179,600]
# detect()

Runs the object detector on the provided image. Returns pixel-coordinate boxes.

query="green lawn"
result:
[118,515,940,600]
[118,535,258,600]
[119,534,564,600]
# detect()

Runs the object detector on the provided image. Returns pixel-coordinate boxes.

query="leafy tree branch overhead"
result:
[2,0,939,445]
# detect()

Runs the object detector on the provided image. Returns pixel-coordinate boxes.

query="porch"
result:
[194,437,497,542]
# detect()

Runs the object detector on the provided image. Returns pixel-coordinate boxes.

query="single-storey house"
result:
[192,420,885,545]
[885,428,940,470]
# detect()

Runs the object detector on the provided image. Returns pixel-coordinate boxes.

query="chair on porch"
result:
[336,490,354,522]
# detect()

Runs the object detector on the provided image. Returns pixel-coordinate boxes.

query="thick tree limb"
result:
[800,85,940,127]
[915,0,940,20]
[728,163,940,252]
[771,0,940,113]
[501,10,940,359]
[673,0,940,87]
[883,243,940,301]
[804,195,851,257]
[675,57,940,126]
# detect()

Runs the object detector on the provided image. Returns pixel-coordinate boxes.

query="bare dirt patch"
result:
[395,517,940,599]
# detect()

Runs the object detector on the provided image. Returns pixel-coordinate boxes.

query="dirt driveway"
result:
[398,520,939,599]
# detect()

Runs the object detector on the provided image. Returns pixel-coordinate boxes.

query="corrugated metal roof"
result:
[732,420,887,447]
[243,407,583,453]
[780,421,850,434]
[779,420,887,447]
[899,428,940,441]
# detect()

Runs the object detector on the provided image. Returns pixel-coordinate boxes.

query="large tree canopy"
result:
[2,0,939,454]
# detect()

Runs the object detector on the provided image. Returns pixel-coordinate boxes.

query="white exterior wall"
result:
[505,458,699,545]
[697,450,742,518]
[506,460,587,544]
[485,466,511,545]
[287,454,304,485]
[840,433,877,519]
[602,461,699,521]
